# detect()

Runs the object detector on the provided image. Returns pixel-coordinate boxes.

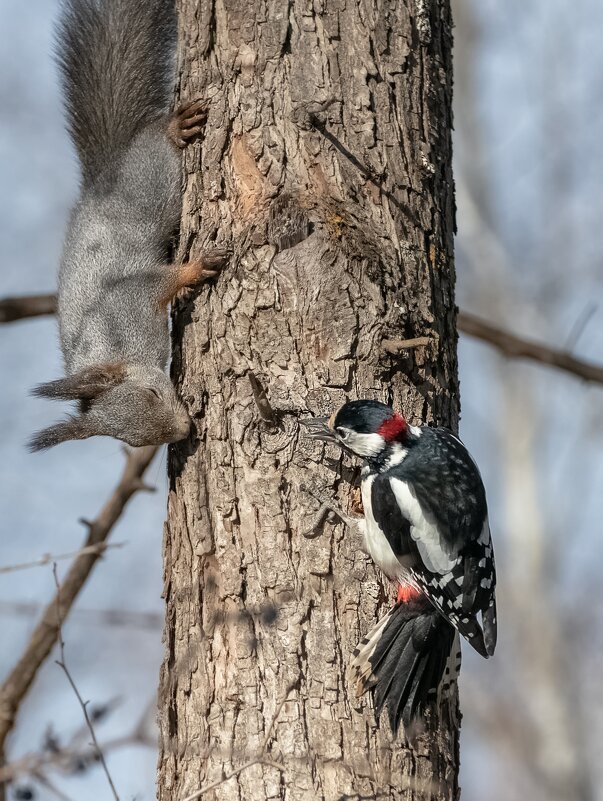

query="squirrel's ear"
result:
[28,417,93,451]
[32,363,127,401]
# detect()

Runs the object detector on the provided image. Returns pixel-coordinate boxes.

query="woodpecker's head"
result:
[302,400,412,461]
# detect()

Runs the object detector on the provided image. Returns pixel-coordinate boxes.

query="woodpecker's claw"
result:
[300,484,361,537]
[299,416,336,442]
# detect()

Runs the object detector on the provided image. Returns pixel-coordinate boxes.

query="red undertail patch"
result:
[396,583,422,604]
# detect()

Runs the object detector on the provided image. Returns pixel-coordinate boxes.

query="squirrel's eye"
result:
[146,387,161,400]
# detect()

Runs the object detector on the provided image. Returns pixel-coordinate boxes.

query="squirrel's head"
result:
[28,363,191,450]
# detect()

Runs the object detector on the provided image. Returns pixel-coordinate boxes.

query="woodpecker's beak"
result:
[299,416,337,442]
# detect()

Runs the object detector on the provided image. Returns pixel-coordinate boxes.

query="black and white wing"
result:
[390,428,497,657]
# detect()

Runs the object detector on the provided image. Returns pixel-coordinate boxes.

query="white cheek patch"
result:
[346,432,386,458]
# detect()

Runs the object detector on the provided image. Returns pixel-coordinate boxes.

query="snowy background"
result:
[1,0,602,798]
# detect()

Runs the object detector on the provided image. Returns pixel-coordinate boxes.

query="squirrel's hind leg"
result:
[168,99,209,148]
[158,252,230,307]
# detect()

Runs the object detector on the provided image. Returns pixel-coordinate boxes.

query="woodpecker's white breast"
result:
[361,474,404,580]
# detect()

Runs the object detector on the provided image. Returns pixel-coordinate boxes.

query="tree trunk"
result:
[158,1,459,799]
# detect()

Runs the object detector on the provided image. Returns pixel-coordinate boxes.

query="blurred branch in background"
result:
[0,698,156,792]
[452,2,602,800]
[4,291,602,387]
[0,446,159,798]
[0,543,125,575]
[0,294,56,323]
[0,601,162,631]
[457,312,603,384]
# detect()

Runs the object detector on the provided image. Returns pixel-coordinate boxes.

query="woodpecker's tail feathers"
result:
[412,569,497,659]
[56,0,176,185]
[350,605,399,693]
[449,597,497,659]
[350,602,459,734]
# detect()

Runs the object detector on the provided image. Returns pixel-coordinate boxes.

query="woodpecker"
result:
[302,399,496,732]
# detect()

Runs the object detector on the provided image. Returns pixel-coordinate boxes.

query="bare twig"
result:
[564,301,597,351]
[0,293,56,323]
[180,682,297,801]
[52,564,120,801]
[0,446,158,756]
[382,336,432,354]
[458,311,603,385]
[0,543,124,574]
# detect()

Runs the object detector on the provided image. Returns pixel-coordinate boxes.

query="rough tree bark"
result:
[158,1,459,799]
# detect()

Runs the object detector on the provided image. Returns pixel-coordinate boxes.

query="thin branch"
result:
[180,681,298,801]
[382,336,432,354]
[564,301,597,351]
[0,293,56,323]
[458,311,603,385]
[0,446,159,755]
[0,543,124,574]
[52,564,120,801]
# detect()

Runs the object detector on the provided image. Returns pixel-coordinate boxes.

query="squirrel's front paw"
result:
[167,251,231,304]
[169,98,209,148]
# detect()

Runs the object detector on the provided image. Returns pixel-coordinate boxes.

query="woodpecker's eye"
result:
[336,427,349,440]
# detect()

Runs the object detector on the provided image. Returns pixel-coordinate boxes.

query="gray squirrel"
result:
[29,0,227,451]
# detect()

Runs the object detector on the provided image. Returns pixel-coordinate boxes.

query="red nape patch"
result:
[377,413,407,442]
[396,583,422,604]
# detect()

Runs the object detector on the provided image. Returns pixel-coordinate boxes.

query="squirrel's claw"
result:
[169,98,210,148]
[164,250,230,305]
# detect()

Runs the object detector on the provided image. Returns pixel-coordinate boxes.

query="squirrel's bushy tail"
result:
[56,0,176,185]
[351,600,460,734]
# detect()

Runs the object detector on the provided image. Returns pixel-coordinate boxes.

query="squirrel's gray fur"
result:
[30,0,218,450]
